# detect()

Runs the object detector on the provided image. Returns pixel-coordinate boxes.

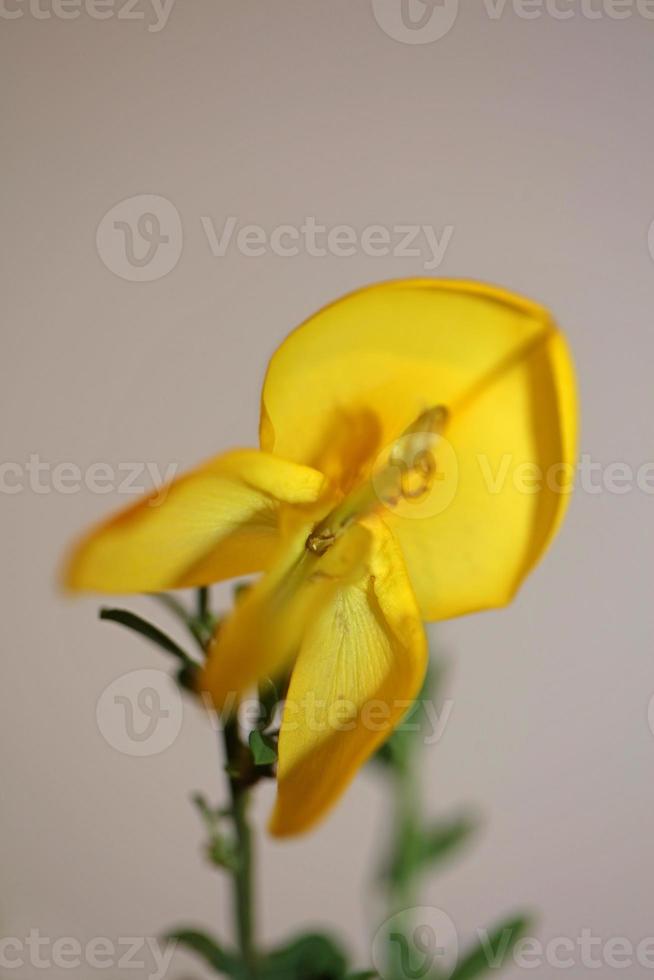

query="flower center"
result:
[306,405,448,556]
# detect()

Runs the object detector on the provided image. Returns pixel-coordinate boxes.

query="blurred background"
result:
[1,2,653,977]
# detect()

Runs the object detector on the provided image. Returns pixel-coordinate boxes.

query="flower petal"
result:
[63,449,327,593]
[260,280,577,618]
[385,328,577,618]
[201,520,371,710]
[269,518,427,837]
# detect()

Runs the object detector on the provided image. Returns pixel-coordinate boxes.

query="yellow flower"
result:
[64,279,577,837]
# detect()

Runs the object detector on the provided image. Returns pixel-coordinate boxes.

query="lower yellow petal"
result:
[201,520,371,711]
[269,518,427,837]
[63,449,327,593]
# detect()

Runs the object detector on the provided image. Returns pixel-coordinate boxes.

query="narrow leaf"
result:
[419,814,477,866]
[450,915,533,980]
[385,813,476,887]
[249,730,278,767]
[166,928,242,976]
[100,607,193,665]
[261,932,347,980]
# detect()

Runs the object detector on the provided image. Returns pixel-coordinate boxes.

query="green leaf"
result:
[249,730,278,767]
[419,814,477,867]
[191,794,239,871]
[260,933,348,980]
[258,676,282,730]
[166,928,242,977]
[450,915,533,980]
[176,661,200,692]
[207,836,240,872]
[344,972,377,980]
[385,813,477,888]
[99,607,193,665]
[192,792,220,826]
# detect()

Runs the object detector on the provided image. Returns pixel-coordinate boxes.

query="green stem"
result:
[197,586,209,622]
[387,749,421,980]
[195,588,257,977]
[392,757,419,909]
[223,711,257,978]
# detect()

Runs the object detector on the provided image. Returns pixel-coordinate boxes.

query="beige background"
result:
[2,2,654,978]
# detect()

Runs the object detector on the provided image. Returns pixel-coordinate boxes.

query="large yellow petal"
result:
[380,327,577,618]
[269,518,427,838]
[260,280,577,619]
[64,449,327,593]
